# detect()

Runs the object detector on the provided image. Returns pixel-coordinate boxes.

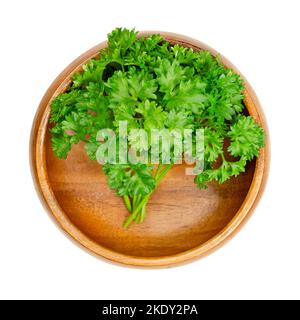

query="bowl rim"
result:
[30,31,270,268]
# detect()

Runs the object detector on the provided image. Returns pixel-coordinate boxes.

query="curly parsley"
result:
[50,28,265,227]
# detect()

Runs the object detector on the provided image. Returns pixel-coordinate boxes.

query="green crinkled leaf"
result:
[105,70,136,107]
[154,59,192,93]
[135,100,166,131]
[165,110,194,131]
[107,28,138,56]
[105,68,158,108]
[127,68,158,101]
[195,157,246,189]
[163,79,207,113]
[72,59,105,89]
[228,115,265,160]
[103,163,155,197]
[51,135,71,159]
[126,164,156,196]
[50,90,79,123]
[84,140,100,161]
[204,127,223,163]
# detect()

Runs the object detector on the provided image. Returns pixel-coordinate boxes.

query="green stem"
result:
[123,195,150,228]
[136,194,142,204]
[156,163,173,184]
[154,163,162,179]
[123,164,173,228]
[132,195,137,209]
[140,203,147,222]
[132,194,142,222]
[123,195,132,212]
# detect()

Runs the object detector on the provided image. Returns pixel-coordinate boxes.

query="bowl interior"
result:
[45,129,255,257]
[32,32,268,265]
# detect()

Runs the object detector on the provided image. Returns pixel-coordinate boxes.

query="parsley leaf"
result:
[228,115,265,160]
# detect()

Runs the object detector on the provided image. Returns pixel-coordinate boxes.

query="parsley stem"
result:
[132,195,137,208]
[123,195,150,228]
[123,164,173,228]
[141,203,146,222]
[154,163,162,179]
[123,195,132,212]
[136,202,147,223]
[156,164,173,184]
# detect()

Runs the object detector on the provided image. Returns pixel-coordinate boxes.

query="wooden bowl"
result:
[30,32,269,267]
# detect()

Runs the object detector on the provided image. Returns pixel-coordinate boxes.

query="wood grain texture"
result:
[30,32,270,267]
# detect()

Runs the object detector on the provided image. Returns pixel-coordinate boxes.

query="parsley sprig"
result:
[50,28,265,227]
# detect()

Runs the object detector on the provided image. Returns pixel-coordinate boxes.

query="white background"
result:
[0,0,299,300]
